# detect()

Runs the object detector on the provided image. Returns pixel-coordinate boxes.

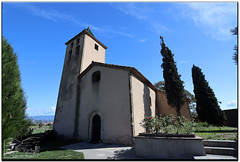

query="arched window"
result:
[92,71,101,83]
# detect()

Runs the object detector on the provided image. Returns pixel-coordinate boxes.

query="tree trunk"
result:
[176,103,181,117]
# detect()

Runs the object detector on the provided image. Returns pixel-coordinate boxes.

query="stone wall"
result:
[134,135,206,159]
[77,65,132,145]
[156,90,191,120]
[130,75,156,136]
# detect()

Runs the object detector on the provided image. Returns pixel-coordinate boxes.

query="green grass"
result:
[3,150,84,160]
[194,126,237,132]
[193,126,237,141]
[31,126,52,134]
[3,139,84,160]
[195,132,237,141]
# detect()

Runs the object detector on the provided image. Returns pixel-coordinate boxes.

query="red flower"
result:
[149,117,152,120]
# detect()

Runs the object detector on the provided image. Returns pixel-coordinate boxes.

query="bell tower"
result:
[54,28,107,138]
[64,27,107,73]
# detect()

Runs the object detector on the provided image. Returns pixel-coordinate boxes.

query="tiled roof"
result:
[65,28,107,49]
[78,61,158,91]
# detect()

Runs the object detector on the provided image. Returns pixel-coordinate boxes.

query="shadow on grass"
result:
[40,138,80,152]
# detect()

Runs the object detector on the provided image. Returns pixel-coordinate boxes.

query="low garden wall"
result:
[134,134,206,159]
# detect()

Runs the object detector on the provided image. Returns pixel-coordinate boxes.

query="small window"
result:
[92,71,101,83]
[75,45,80,55]
[68,50,72,62]
[95,44,99,51]
[149,97,152,106]
[70,42,73,48]
[76,38,79,44]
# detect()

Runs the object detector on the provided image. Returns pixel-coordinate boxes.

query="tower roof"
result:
[86,27,94,36]
[65,28,107,49]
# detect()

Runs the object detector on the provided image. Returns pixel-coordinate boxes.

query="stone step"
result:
[203,140,237,148]
[204,146,236,156]
[194,154,238,160]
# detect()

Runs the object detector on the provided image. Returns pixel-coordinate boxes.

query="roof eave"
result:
[65,30,108,49]
[77,61,157,92]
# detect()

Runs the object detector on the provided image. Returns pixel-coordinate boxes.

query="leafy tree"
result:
[154,81,165,90]
[160,36,185,117]
[183,89,197,117]
[192,65,226,126]
[155,81,197,117]
[38,122,43,128]
[2,37,31,142]
[230,27,238,64]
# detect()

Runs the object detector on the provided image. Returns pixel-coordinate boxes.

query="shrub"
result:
[140,117,154,133]
[140,116,194,134]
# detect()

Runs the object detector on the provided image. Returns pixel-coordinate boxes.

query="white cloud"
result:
[138,39,147,42]
[180,2,237,41]
[226,100,237,107]
[151,22,171,34]
[114,3,153,20]
[27,106,56,116]
[14,3,72,21]
[113,3,170,34]
[114,31,135,38]
[13,3,134,38]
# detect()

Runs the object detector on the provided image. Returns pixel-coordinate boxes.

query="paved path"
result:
[62,142,238,160]
[61,142,142,160]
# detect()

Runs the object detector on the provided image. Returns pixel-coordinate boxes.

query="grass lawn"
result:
[31,126,52,134]
[3,139,84,160]
[194,126,237,141]
[194,126,237,132]
[3,150,84,160]
[196,132,237,140]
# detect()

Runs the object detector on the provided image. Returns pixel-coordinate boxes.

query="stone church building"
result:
[53,28,191,145]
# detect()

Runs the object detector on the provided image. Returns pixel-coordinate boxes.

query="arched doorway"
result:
[92,114,101,143]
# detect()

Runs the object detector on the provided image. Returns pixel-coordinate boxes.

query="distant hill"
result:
[28,115,54,123]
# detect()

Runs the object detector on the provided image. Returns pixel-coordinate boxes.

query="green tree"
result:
[38,122,43,128]
[160,37,185,117]
[230,27,238,64]
[2,37,31,142]
[192,65,226,126]
[154,81,165,90]
[183,90,197,117]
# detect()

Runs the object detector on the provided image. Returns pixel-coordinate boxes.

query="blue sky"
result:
[2,2,237,116]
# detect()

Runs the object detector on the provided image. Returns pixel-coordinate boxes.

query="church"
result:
[53,28,191,145]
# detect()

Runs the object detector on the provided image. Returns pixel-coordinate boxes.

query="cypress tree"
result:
[2,37,31,142]
[192,65,226,126]
[160,36,185,117]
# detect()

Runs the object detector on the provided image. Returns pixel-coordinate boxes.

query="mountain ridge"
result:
[28,115,54,122]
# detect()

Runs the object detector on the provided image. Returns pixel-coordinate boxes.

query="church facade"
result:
[53,28,191,145]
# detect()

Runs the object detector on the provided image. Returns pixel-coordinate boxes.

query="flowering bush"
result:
[140,116,195,134]
[140,117,154,133]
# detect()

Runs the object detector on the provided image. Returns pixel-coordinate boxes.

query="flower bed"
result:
[134,116,206,159]
[134,135,205,159]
